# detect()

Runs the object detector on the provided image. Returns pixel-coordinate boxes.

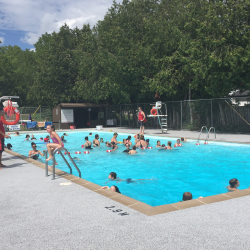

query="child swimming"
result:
[46,125,64,162]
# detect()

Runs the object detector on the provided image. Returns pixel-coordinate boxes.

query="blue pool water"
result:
[8,131,250,206]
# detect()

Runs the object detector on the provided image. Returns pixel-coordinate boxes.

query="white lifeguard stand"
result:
[147,101,168,133]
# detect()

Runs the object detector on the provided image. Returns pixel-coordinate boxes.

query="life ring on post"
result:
[151,108,157,116]
[0,107,20,125]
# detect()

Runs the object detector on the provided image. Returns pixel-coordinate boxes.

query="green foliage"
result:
[1,0,250,107]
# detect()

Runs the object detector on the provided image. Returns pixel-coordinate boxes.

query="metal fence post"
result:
[181,101,182,130]
[120,104,121,127]
[211,99,213,127]
[40,106,42,120]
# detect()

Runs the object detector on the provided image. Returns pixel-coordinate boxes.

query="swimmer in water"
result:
[61,135,67,143]
[24,134,30,141]
[226,178,240,191]
[181,137,187,143]
[106,172,155,184]
[139,134,147,148]
[125,136,132,146]
[29,142,44,160]
[93,134,100,146]
[146,139,150,147]
[100,138,104,143]
[128,145,137,155]
[15,132,20,136]
[166,141,172,149]
[31,134,37,140]
[111,132,118,144]
[156,140,161,148]
[40,137,43,141]
[46,125,64,162]
[6,143,12,150]
[123,143,131,153]
[89,132,92,136]
[111,142,118,151]
[72,157,81,162]
[84,136,92,149]
[101,185,121,193]
[174,139,183,147]
[63,133,68,136]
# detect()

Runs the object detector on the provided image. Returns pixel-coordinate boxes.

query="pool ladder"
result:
[45,147,81,180]
[197,126,216,144]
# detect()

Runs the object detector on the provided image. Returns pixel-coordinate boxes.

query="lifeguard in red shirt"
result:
[138,107,146,134]
[0,104,11,169]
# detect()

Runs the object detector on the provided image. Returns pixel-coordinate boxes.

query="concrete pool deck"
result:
[1,128,250,249]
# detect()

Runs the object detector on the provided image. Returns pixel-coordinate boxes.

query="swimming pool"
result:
[9,131,250,206]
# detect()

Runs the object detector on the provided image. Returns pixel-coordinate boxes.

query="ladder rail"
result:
[197,126,208,144]
[206,127,216,141]
[45,147,81,180]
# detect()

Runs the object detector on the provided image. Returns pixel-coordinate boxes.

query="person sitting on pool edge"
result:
[101,185,121,193]
[226,178,240,191]
[174,139,183,147]
[128,145,137,155]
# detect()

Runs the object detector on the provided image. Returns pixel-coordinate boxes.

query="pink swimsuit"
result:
[51,137,64,147]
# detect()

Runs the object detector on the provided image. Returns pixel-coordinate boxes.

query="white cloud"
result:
[0,37,4,44]
[29,48,36,52]
[0,0,122,45]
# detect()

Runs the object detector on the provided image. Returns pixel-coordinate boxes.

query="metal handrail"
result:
[197,126,208,144]
[45,147,81,180]
[206,127,216,141]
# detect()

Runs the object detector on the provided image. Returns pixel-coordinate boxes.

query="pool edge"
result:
[5,149,250,216]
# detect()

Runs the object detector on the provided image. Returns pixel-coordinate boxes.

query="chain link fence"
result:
[15,97,250,133]
[107,97,250,133]
[19,107,52,122]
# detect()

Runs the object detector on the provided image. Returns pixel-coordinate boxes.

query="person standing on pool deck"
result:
[138,107,146,134]
[0,104,11,169]
[46,125,64,162]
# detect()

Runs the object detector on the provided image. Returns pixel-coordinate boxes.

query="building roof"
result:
[54,103,107,109]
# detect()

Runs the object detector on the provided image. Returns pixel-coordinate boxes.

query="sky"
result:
[0,0,122,51]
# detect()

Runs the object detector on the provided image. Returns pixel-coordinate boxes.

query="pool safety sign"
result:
[61,109,74,123]
[8,125,20,130]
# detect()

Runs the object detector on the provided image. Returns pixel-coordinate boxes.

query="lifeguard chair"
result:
[147,101,168,133]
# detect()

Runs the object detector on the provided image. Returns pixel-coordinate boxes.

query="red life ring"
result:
[151,109,157,116]
[1,107,20,125]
